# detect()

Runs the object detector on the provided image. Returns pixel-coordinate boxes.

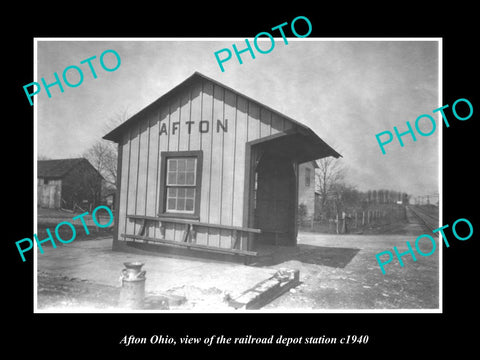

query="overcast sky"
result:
[36,39,440,199]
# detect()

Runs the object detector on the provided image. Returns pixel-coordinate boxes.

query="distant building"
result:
[37,158,104,210]
[298,161,318,222]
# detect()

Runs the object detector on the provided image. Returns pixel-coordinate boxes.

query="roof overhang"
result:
[249,129,341,163]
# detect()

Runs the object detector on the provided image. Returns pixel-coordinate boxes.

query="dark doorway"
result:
[254,152,296,246]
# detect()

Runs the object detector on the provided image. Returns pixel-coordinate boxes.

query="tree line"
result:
[314,157,409,220]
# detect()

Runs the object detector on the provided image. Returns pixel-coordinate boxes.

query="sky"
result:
[36,38,440,199]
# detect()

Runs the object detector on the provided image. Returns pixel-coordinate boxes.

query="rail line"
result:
[407,205,440,232]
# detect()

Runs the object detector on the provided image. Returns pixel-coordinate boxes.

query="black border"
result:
[7,5,479,356]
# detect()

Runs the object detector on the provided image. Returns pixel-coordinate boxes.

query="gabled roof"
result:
[103,71,341,159]
[38,158,103,180]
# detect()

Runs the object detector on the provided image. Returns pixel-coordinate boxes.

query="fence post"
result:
[336,213,339,234]
[362,211,365,226]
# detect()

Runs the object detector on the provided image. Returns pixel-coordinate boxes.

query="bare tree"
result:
[83,142,118,187]
[315,156,345,217]
[82,108,130,190]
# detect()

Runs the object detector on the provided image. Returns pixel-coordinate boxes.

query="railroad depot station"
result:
[104,72,341,262]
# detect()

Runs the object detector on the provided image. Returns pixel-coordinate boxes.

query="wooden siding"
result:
[298,162,316,221]
[116,77,296,250]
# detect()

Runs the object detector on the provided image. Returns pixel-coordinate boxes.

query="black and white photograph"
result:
[33,38,441,312]
[7,8,478,355]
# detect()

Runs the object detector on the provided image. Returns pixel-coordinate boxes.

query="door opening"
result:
[254,152,296,246]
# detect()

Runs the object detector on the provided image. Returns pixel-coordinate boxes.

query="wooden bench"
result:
[122,214,260,257]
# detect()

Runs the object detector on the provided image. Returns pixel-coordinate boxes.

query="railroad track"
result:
[407,205,440,232]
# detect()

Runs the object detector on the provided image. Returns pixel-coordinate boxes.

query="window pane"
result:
[185,199,194,211]
[186,188,195,198]
[186,158,195,171]
[178,159,186,171]
[167,198,176,210]
[177,172,186,185]
[186,172,195,185]
[177,198,185,210]
[168,159,177,171]
[167,172,177,185]
[178,188,186,198]
[168,187,176,197]
[164,155,199,214]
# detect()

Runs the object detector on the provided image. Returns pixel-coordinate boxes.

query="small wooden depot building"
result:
[104,72,340,262]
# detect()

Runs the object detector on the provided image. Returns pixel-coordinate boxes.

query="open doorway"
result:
[254,151,297,246]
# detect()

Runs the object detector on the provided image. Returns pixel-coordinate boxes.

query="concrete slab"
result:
[36,238,280,311]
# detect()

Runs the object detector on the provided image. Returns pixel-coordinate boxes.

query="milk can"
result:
[118,262,146,309]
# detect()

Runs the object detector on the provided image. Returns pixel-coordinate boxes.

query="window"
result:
[305,167,311,187]
[160,151,202,218]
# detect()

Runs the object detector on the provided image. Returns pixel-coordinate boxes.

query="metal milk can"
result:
[118,262,146,309]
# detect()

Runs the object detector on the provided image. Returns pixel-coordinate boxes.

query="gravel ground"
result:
[36,208,439,311]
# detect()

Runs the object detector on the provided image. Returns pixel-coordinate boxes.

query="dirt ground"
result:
[36,208,439,311]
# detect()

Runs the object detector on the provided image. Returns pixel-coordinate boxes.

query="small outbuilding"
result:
[103,72,340,261]
[37,158,104,210]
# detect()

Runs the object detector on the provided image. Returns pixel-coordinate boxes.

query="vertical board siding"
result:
[221,89,237,248]
[136,118,149,218]
[125,126,139,238]
[260,107,271,138]
[271,112,283,134]
[117,78,296,251]
[208,84,224,248]
[197,80,213,246]
[155,106,170,239]
[233,96,248,249]
[189,82,202,151]
[247,102,260,142]
[145,111,159,236]
[178,90,191,152]
[118,133,130,241]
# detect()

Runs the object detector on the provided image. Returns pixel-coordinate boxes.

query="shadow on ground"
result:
[253,244,360,268]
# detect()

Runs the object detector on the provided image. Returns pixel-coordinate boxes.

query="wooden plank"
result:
[232,230,240,250]
[283,116,293,130]
[136,219,146,236]
[178,89,191,151]
[127,214,261,233]
[117,132,130,241]
[145,111,159,237]
[221,89,236,249]
[189,80,202,151]
[247,101,260,141]
[209,84,224,248]
[182,223,191,243]
[121,233,258,256]
[125,125,139,238]
[232,96,248,228]
[270,112,283,135]
[260,107,271,138]
[112,139,123,245]
[168,97,181,152]
[136,118,149,218]
[165,101,178,241]
[155,105,170,238]
[199,80,213,246]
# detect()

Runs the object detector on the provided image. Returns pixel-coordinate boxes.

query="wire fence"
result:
[298,204,407,234]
